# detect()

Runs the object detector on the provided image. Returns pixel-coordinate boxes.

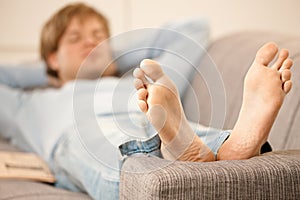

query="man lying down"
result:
[0,3,293,200]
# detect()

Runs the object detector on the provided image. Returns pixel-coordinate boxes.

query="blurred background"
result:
[0,0,299,63]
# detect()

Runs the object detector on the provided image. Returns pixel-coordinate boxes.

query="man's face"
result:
[48,16,111,83]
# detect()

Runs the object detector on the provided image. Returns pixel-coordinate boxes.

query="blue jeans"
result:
[50,118,230,200]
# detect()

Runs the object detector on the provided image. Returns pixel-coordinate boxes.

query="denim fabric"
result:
[50,117,230,200]
[51,131,120,200]
[119,127,230,158]
[119,134,162,157]
[188,121,231,156]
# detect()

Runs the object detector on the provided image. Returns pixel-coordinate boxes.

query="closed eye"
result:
[67,32,81,43]
[93,30,107,42]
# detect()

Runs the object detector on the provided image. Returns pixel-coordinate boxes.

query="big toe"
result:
[255,42,279,66]
[140,59,178,96]
[140,59,164,81]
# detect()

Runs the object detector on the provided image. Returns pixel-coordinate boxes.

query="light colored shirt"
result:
[0,17,210,161]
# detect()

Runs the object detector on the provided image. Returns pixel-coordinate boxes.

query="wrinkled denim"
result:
[50,113,230,200]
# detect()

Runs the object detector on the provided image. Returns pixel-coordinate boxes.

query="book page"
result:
[0,151,55,183]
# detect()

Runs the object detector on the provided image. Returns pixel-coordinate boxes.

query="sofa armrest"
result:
[120,150,300,199]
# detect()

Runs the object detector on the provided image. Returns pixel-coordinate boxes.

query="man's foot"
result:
[133,59,215,161]
[217,42,293,160]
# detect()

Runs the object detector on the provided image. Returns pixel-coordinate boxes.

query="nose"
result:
[83,36,98,47]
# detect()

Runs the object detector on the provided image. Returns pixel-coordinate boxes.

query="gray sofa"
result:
[1,31,300,199]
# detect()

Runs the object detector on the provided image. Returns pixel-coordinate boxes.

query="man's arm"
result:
[0,61,48,89]
[0,84,25,140]
[112,17,210,98]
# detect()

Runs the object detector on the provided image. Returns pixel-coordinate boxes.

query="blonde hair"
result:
[40,2,110,77]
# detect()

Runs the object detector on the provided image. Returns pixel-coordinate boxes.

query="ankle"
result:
[160,122,195,160]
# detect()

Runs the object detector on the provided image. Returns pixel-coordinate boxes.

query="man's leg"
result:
[133,42,293,161]
[217,42,293,160]
[51,129,120,200]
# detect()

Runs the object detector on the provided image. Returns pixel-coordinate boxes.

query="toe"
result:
[140,59,179,97]
[255,42,278,66]
[140,59,164,81]
[138,100,148,113]
[138,88,148,101]
[283,80,292,94]
[279,58,293,72]
[133,68,149,84]
[281,69,291,82]
[272,49,289,70]
[134,78,145,90]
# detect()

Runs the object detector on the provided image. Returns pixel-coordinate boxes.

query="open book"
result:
[0,151,55,183]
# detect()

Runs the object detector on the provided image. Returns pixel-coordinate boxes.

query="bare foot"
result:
[217,42,293,160]
[133,59,215,161]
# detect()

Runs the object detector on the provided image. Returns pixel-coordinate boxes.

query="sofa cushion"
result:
[0,179,91,200]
